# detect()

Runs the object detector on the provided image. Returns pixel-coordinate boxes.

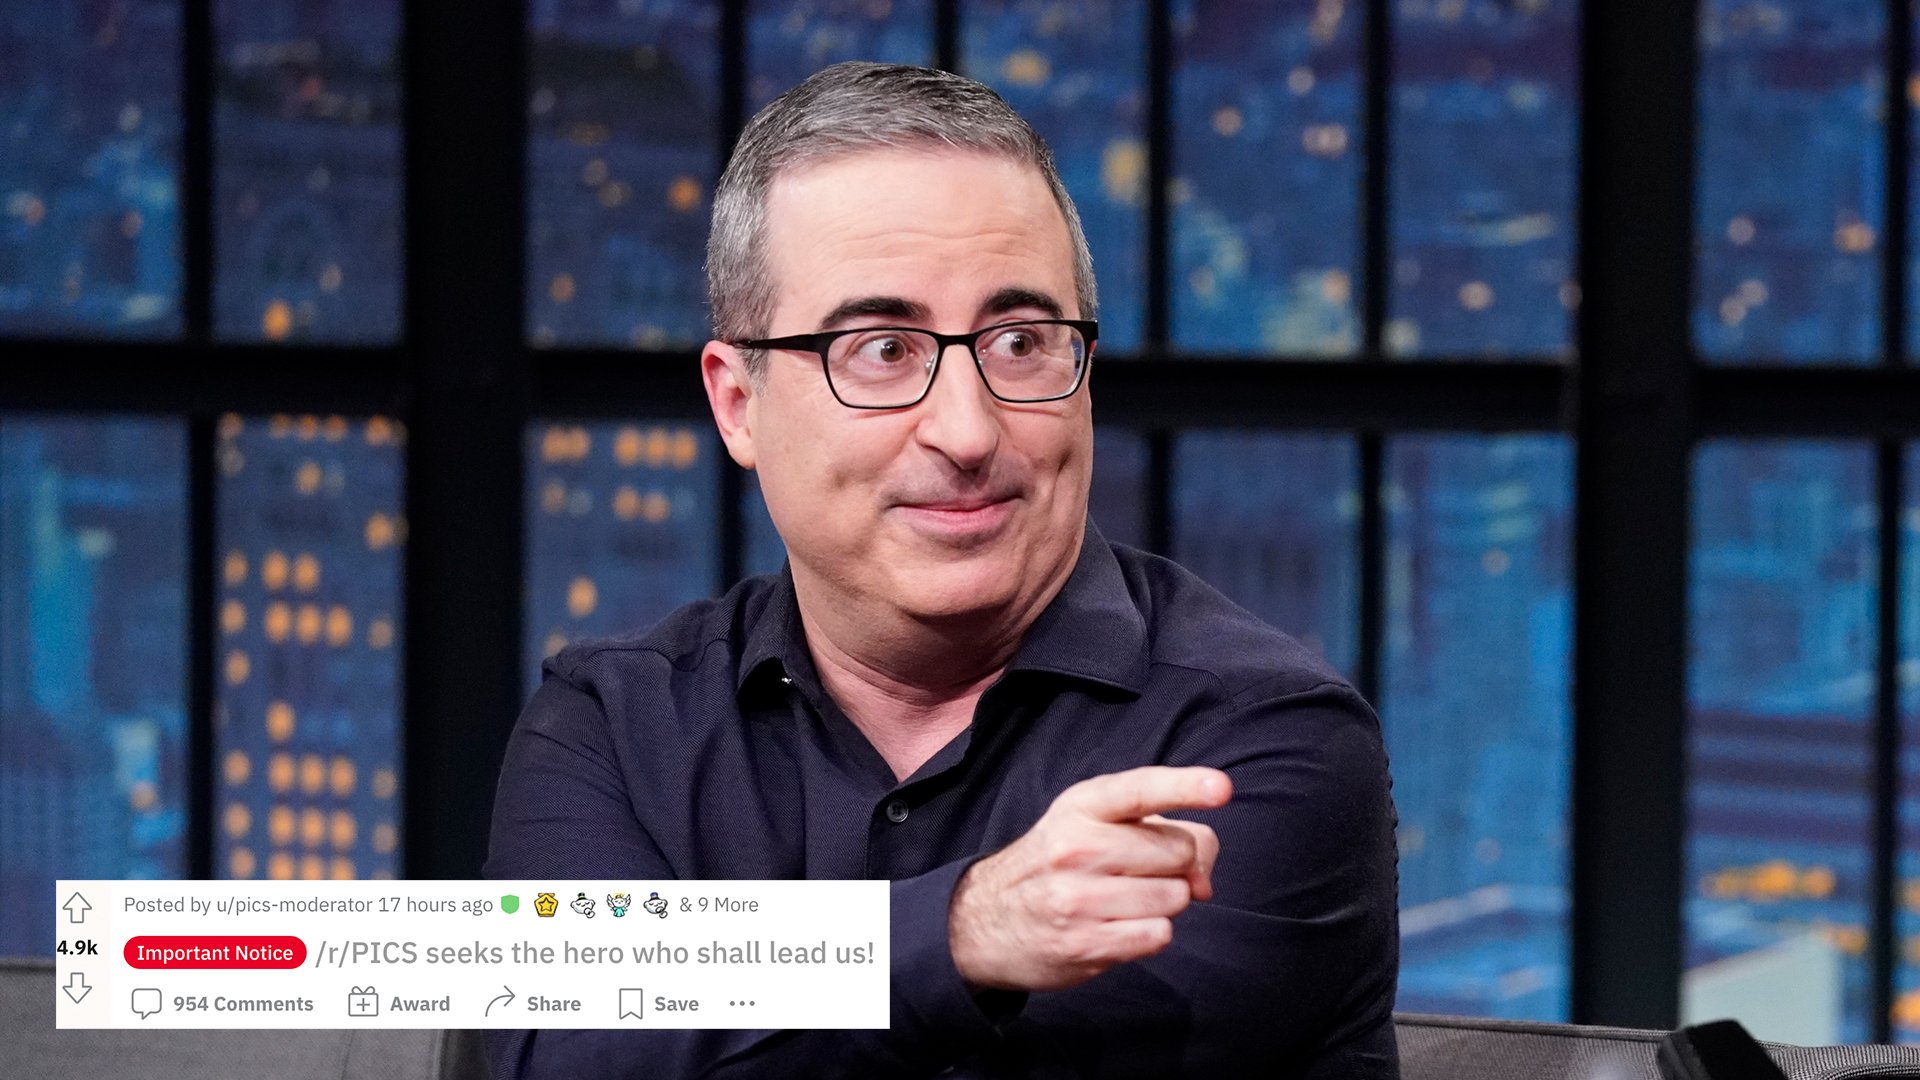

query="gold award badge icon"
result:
[534,892,559,918]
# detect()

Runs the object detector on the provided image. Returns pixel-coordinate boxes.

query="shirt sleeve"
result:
[482,669,1021,1080]
[984,676,1401,1078]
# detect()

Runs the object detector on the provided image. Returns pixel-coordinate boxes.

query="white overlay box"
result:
[53,880,888,1030]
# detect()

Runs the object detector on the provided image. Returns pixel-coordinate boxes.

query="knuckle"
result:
[1039,878,1081,924]
[1133,918,1173,954]
[1061,929,1107,967]
[1043,832,1094,872]
[1045,931,1091,969]
[1168,826,1198,860]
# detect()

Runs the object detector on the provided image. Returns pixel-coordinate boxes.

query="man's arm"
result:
[948,677,1400,1076]
[482,672,1018,1080]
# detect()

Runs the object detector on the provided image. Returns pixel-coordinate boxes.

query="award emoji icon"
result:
[571,892,596,918]
[500,894,520,914]
[607,892,631,917]
[642,891,669,918]
[534,892,559,918]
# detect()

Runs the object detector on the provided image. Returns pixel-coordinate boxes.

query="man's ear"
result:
[702,340,757,470]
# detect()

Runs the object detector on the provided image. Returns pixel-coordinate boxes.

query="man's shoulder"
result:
[539,574,772,688]
[1108,541,1352,702]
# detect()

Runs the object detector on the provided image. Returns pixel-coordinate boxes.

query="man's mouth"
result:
[893,494,1020,537]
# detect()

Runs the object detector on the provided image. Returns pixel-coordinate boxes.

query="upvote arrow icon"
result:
[62,893,91,924]
[63,973,91,1004]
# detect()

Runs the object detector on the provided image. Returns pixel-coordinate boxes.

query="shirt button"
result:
[884,800,910,824]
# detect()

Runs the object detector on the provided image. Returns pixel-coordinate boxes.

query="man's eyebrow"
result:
[979,287,1066,321]
[817,296,931,330]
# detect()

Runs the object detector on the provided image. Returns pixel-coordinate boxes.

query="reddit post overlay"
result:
[54,880,887,1029]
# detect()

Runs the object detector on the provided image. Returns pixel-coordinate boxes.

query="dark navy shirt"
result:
[484,521,1399,1078]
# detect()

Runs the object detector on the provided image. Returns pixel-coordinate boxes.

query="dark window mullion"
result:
[719,0,748,591]
[1145,0,1171,354]
[1870,0,1911,1042]
[182,0,214,341]
[1361,0,1390,362]
[1355,0,1391,714]
[1140,0,1172,557]
[1145,430,1172,557]
[1572,0,1696,1028]
[1873,441,1906,1042]
[182,0,217,882]
[186,417,216,880]
[401,0,529,878]
[935,0,959,74]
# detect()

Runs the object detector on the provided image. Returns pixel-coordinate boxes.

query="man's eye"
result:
[862,337,908,362]
[988,329,1039,357]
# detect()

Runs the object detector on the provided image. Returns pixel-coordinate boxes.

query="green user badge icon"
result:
[501,894,520,915]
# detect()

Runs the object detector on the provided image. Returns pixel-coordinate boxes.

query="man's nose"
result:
[913,342,1000,469]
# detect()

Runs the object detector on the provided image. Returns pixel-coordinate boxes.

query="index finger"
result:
[1060,766,1232,824]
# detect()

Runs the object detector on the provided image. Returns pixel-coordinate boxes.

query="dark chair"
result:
[1397,1012,1920,1080]
[2,958,487,1080]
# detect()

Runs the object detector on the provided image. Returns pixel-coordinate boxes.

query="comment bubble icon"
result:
[131,988,162,1019]
[618,988,644,1021]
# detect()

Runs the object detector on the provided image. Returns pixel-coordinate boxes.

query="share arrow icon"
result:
[62,973,91,1004]
[485,986,515,1018]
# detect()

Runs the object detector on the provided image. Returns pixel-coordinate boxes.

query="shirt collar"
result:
[735,517,1151,699]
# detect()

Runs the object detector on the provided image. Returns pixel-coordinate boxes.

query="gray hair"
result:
[706,61,1098,378]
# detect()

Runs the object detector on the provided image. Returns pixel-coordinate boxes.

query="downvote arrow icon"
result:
[63,973,90,1004]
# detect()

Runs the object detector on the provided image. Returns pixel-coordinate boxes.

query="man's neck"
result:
[789,564,1070,782]
[809,632,1003,782]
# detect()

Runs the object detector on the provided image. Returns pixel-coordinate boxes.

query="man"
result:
[486,61,1398,1077]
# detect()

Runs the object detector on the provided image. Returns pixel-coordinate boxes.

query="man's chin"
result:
[890,561,1024,622]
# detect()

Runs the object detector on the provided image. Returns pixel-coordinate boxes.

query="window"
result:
[1695,0,1884,364]
[1386,434,1573,1017]
[0,417,187,952]
[213,414,405,880]
[0,2,182,335]
[1687,441,1878,1042]
[527,0,719,348]
[213,0,403,342]
[525,422,719,684]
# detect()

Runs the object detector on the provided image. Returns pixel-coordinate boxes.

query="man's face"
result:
[722,148,1093,624]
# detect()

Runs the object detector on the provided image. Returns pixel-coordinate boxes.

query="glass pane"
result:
[214,0,403,343]
[1896,445,1920,1039]
[1695,1,1883,364]
[740,425,1151,577]
[965,0,1147,352]
[0,2,181,336]
[1386,434,1573,1019]
[214,414,405,881]
[1171,0,1361,355]
[1170,431,1358,676]
[748,0,934,109]
[1687,441,1875,1043]
[528,0,719,348]
[0,417,186,953]
[1389,0,1576,360]
[525,422,720,689]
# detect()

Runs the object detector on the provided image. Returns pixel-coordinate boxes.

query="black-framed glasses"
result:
[734,318,1098,410]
